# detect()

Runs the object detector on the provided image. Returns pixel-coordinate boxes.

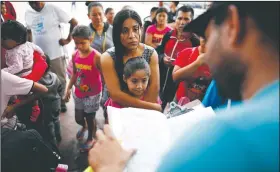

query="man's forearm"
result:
[67,18,78,41]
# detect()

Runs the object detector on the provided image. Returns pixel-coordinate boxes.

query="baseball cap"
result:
[183,2,279,38]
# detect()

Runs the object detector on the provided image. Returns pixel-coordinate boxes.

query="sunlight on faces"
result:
[120,18,141,50]
[88,6,104,26]
[156,12,168,25]
[73,37,92,53]
[175,11,192,32]
[123,69,150,98]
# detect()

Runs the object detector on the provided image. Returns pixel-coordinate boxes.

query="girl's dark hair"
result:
[88,2,103,14]
[1,20,27,44]
[123,57,151,79]
[71,25,92,39]
[152,7,168,24]
[112,9,142,90]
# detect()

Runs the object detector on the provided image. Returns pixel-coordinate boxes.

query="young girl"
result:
[145,7,172,48]
[105,57,160,108]
[64,25,102,152]
[1,20,45,122]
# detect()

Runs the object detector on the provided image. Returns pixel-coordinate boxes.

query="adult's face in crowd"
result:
[156,12,168,26]
[106,9,115,23]
[29,1,45,12]
[203,6,248,101]
[120,18,141,51]
[175,11,192,33]
[88,5,104,27]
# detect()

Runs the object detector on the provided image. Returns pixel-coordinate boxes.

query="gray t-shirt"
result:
[88,22,114,53]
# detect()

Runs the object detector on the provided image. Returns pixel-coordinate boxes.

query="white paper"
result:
[108,107,171,172]
[107,105,215,172]
[167,107,216,146]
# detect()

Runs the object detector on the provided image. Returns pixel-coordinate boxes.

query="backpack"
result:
[1,128,61,172]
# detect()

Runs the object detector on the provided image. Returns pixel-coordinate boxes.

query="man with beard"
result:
[87,2,279,172]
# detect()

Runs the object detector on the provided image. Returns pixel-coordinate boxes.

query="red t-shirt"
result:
[146,24,172,45]
[174,47,211,101]
[164,31,193,61]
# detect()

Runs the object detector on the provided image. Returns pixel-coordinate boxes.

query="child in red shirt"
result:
[173,37,211,103]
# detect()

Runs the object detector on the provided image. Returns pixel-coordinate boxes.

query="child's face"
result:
[1,39,18,50]
[73,37,92,53]
[124,69,149,97]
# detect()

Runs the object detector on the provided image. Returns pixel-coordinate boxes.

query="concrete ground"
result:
[58,95,105,172]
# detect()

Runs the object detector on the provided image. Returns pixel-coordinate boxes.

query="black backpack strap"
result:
[190,33,200,47]
[155,30,173,62]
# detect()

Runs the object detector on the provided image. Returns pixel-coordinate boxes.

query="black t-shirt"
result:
[168,11,176,23]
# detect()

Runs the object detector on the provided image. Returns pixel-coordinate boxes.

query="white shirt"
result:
[25,3,71,60]
[1,70,34,125]
[3,42,44,77]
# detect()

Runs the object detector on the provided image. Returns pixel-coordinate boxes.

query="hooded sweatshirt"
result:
[88,22,114,53]
[39,71,62,111]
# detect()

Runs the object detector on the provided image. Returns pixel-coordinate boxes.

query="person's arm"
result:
[24,51,47,82]
[145,33,158,48]
[2,53,24,75]
[2,94,40,119]
[101,53,161,111]
[88,125,136,172]
[64,53,77,102]
[143,51,159,103]
[52,4,78,46]
[30,42,45,56]
[93,50,102,72]
[59,18,78,46]
[172,53,206,82]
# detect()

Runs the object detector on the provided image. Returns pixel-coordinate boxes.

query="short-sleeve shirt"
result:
[146,24,172,45]
[174,47,211,101]
[1,70,33,125]
[25,3,72,60]
[157,80,279,172]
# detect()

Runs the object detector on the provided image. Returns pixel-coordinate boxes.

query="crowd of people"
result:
[1,1,279,172]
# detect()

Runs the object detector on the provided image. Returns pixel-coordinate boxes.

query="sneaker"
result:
[80,140,95,152]
[30,105,40,122]
[76,128,86,140]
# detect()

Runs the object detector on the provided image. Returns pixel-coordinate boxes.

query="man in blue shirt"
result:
[87,2,279,172]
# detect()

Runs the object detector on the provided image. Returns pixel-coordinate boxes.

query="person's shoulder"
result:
[105,47,115,57]
[146,24,155,32]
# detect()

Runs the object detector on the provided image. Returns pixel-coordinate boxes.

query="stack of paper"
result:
[107,100,216,172]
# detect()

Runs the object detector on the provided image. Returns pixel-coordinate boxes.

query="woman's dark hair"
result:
[152,7,168,25]
[112,9,142,90]
[88,2,103,14]
[1,20,27,44]
[123,57,151,79]
[71,25,92,39]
